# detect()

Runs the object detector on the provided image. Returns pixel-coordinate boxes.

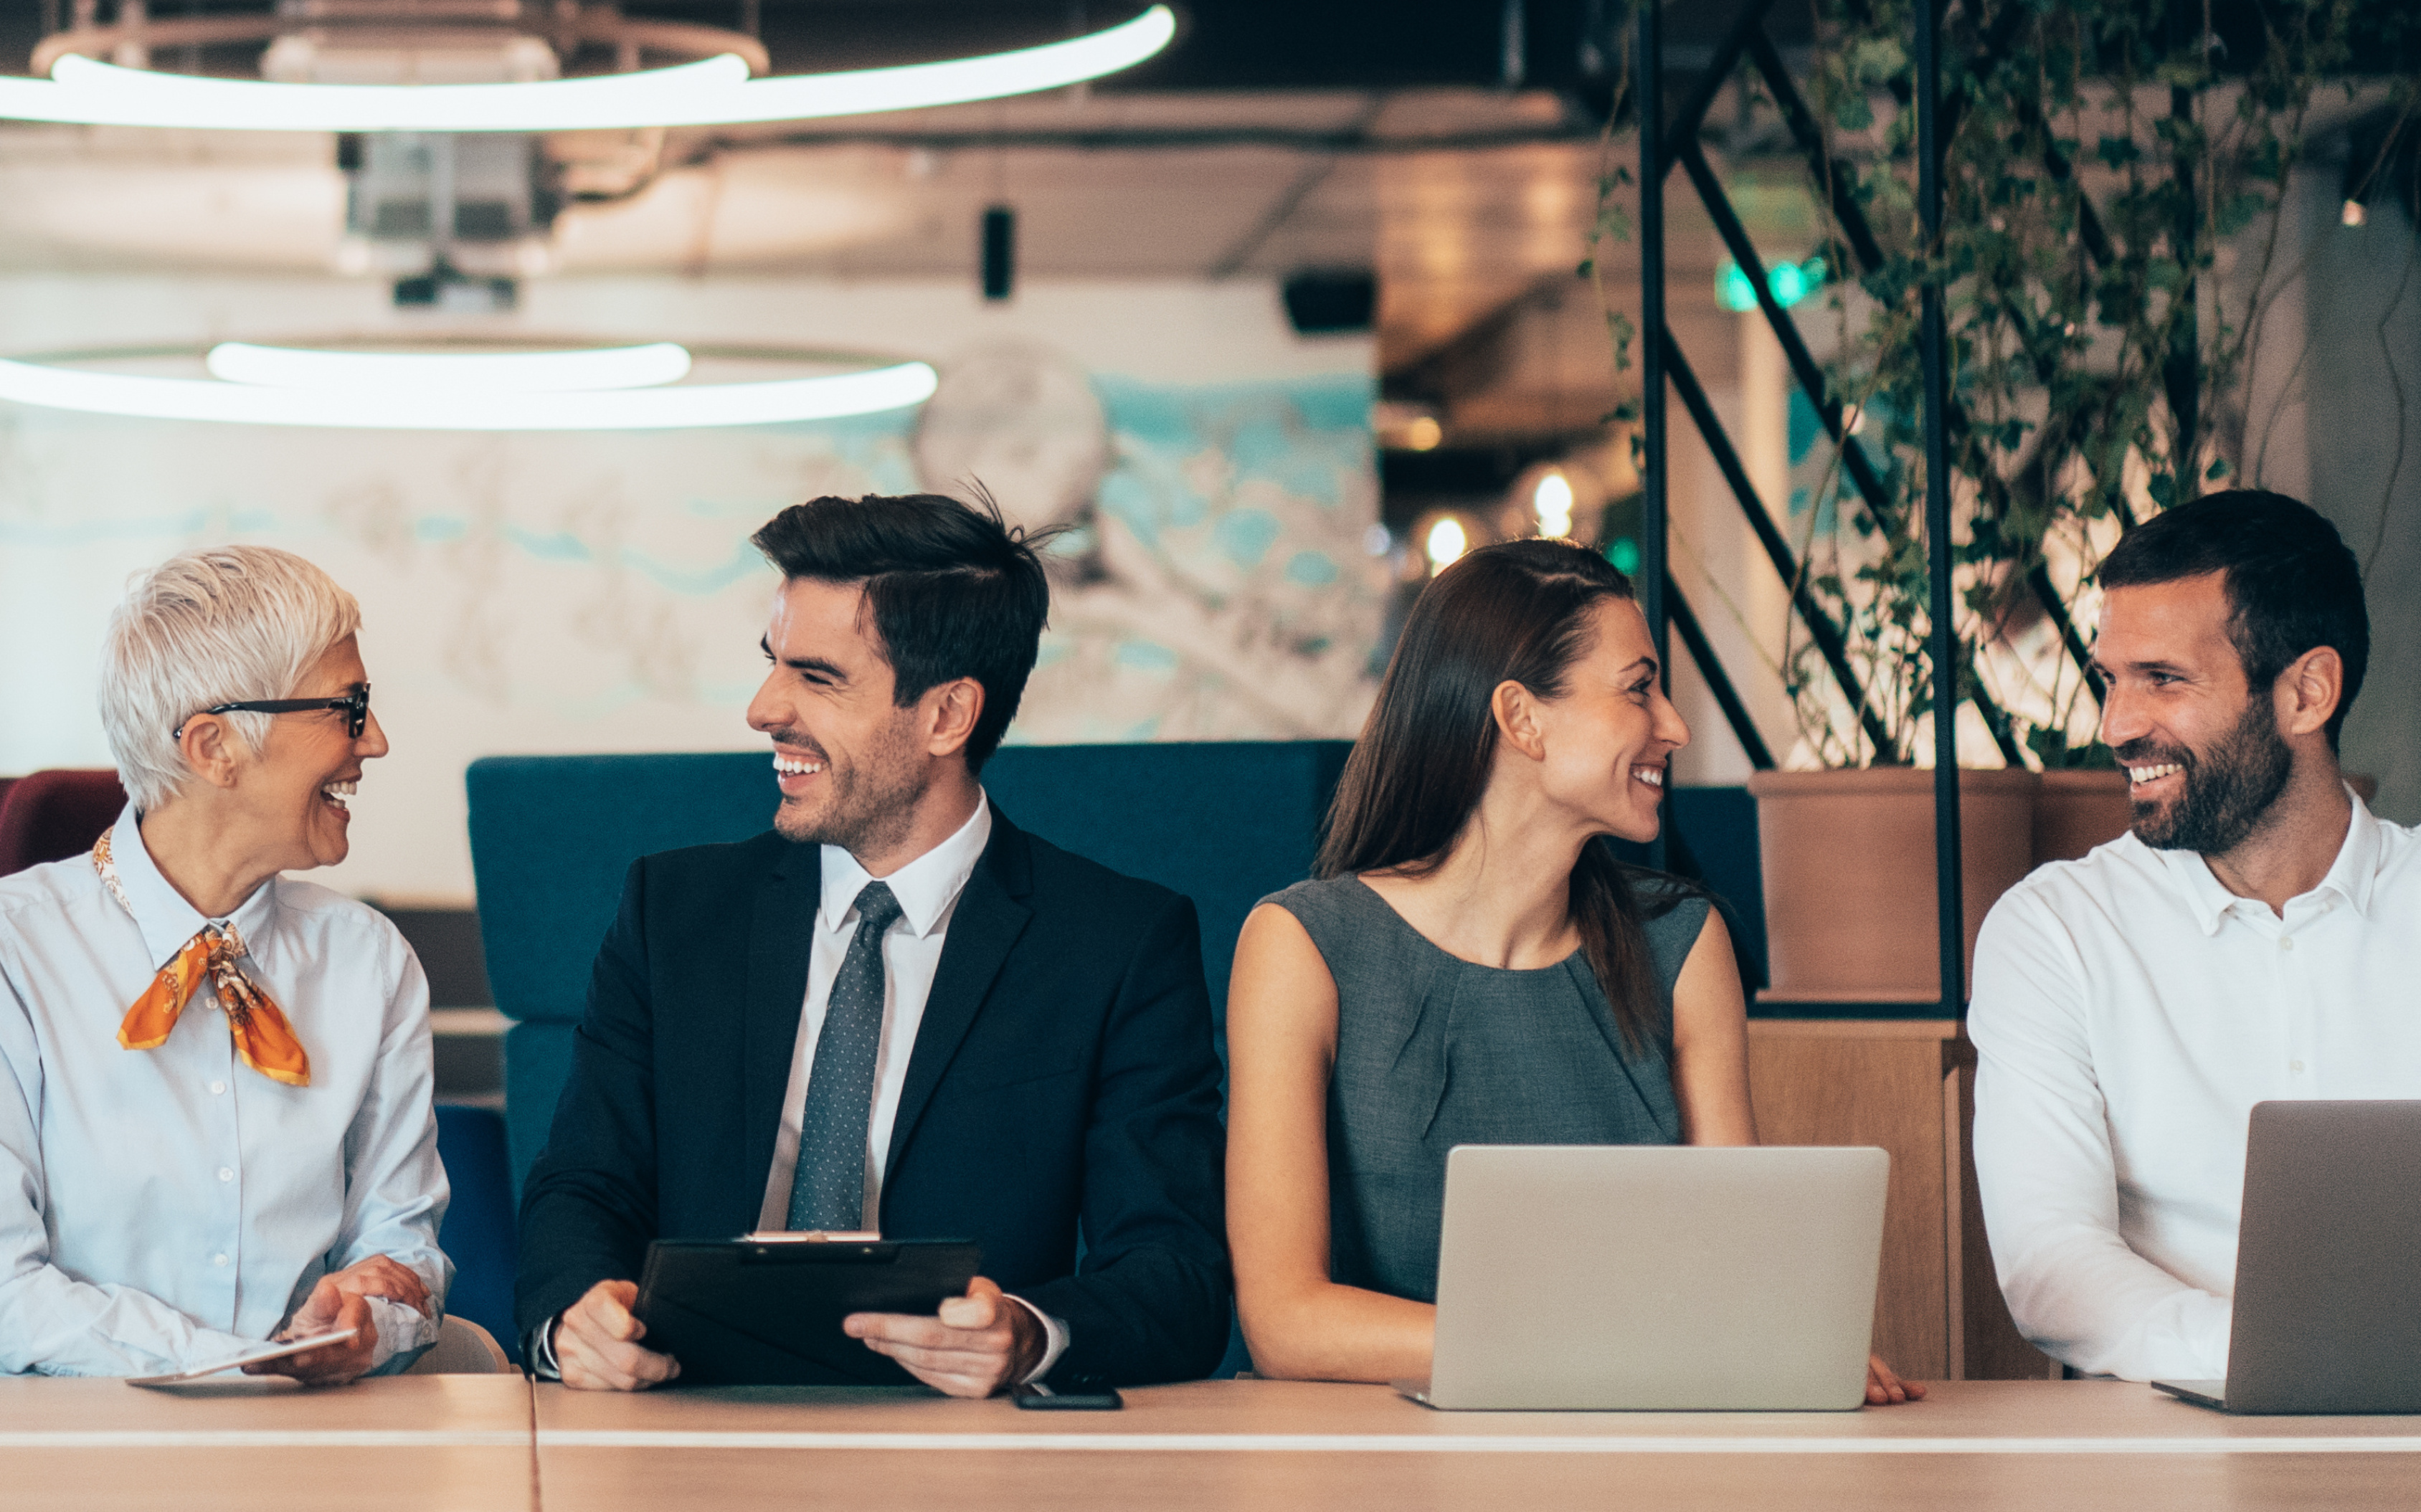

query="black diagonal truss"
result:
[1639,0,2028,767]
[1745,11,2121,706]
[1667,572,1777,771]
[1636,0,1994,1013]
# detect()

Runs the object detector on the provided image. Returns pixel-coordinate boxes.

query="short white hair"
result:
[100,545,363,812]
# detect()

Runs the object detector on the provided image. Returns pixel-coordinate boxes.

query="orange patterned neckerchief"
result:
[93,827,311,1088]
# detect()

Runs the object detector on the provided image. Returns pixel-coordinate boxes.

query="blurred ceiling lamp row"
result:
[1411,462,1631,580]
[1,6,1176,131]
[0,4,1175,429]
[0,341,939,429]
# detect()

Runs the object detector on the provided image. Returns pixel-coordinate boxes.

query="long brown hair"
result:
[1317,538,1678,1053]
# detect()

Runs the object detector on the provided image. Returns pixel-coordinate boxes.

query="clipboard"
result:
[633,1235,981,1386]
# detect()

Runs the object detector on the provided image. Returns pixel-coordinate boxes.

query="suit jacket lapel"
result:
[742,844,821,1210]
[884,810,1033,1178]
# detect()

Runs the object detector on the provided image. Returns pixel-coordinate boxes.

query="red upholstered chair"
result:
[0,769,129,877]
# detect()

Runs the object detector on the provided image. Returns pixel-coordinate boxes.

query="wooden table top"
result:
[531,1377,2421,1446]
[529,1379,2421,1511]
[0,1375,534,1512]
[0,1373,532,1442]
[9,1376,2421,1512]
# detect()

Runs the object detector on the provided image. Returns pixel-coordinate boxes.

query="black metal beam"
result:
[1918,0,1966,1014]
[2163,82,2202,479]
[1637,0,1668,872]
[2027,561,2105,703]
[1687,130,2040,769]
[1676,138,1899,524]
[1645,0,2022,776]
[1662,332,1895,758]
[1742,17,2100,728]
[1667,572,1778,771]
[1744,26,1885,272]
[1661,0,1782,176]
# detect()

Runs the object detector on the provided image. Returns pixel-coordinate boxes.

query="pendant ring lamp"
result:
[0,6,1176,132]
[0,340,939,431]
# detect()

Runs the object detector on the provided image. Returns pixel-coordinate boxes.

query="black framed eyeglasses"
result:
[180,683,371,740]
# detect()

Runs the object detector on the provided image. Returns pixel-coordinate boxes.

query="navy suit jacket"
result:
[515,806,1231,1384]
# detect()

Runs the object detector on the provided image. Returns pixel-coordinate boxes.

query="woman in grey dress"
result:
[1224,539,1918,1403]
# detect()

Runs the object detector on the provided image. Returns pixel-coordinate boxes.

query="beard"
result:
[769,714,929,860]
[2118,693,2295,856]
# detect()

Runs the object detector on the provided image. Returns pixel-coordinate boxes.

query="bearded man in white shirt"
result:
[1969,489,2415,1383]
[0,545,448,1379]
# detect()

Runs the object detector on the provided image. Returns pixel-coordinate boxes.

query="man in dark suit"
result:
[516,492,1229,1394]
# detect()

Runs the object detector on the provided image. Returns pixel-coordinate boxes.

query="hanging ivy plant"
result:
[1779,0,2420,766]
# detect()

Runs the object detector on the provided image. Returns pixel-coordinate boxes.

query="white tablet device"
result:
[125,1328,361,1387]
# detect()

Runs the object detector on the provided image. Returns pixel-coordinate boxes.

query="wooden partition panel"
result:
[1745,1019,2055,1382]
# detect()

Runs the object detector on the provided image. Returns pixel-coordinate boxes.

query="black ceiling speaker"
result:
[1282,270,1376,335]
[981,204,1016,302]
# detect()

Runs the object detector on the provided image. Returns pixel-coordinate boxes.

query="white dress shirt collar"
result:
[108,801,280,967]
[2151,784,2382,937]
[817,791,993,941]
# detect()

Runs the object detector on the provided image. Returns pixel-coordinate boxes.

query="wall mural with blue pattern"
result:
[0,277,1380,900]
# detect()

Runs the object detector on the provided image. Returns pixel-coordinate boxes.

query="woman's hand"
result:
[1865,1353,1925,1405]
[242,1282,378,1386]
[317,1255,433,1316]
[239,1257,430,1387]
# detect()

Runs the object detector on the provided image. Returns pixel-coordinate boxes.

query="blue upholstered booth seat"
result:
[432,1102,521,1364]
[468,744,1766,1202]
[468,741,1354,1194]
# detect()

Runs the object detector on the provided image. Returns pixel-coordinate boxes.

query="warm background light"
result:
[1532,470,1574,538]
[1424,515,1468,574]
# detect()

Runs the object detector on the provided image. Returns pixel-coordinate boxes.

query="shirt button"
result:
[209,1080,227,1095]
[212,1253,229,1267]
[2290,1060,2306,1073]
[217,1167,234,1182]
[2279,937,2296,951]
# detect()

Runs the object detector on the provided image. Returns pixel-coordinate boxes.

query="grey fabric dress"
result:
[1267,873,1709,1305]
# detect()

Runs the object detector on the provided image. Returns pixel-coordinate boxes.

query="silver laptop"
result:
[1394,1144,1888,1411]
[2153,1100,2421,1414]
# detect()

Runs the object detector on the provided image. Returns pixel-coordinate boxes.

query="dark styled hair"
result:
[2098,490,2369,749]
[750,490,1051,772]
[1317,538,1679,1053]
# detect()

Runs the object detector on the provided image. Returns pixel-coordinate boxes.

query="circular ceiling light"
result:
[0,6,1175,133]
[206,341,694,393]
[0,340,937,430]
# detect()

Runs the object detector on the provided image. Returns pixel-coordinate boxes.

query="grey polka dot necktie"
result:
[787,881,904,1232]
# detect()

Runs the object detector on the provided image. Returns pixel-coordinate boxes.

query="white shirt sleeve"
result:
[325,943,451,1374]
[1005,1295,1071,1384]
[1969,886,2233,1381]
[0,964,257,1377]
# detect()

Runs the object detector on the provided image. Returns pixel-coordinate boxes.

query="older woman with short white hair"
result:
[0,544,449,1379]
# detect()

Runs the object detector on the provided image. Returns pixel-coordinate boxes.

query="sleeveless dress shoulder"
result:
[1265,870,1710,1305]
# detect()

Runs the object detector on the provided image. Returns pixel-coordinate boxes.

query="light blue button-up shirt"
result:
[0,803,450,1377]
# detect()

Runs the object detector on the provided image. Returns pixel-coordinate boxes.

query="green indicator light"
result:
[1606,537,1642,574]
[1716,264,1758,313]
[1715,256,1827,313]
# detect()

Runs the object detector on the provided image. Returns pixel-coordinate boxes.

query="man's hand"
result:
[244,1285,376,1386]
[554,1279,681,1392]
[844,1275,1042,1398]
[1866,1353,1927,1406]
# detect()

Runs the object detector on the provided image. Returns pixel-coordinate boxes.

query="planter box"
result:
[2032,769,2131,866]
[1746,768,2040,1004]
